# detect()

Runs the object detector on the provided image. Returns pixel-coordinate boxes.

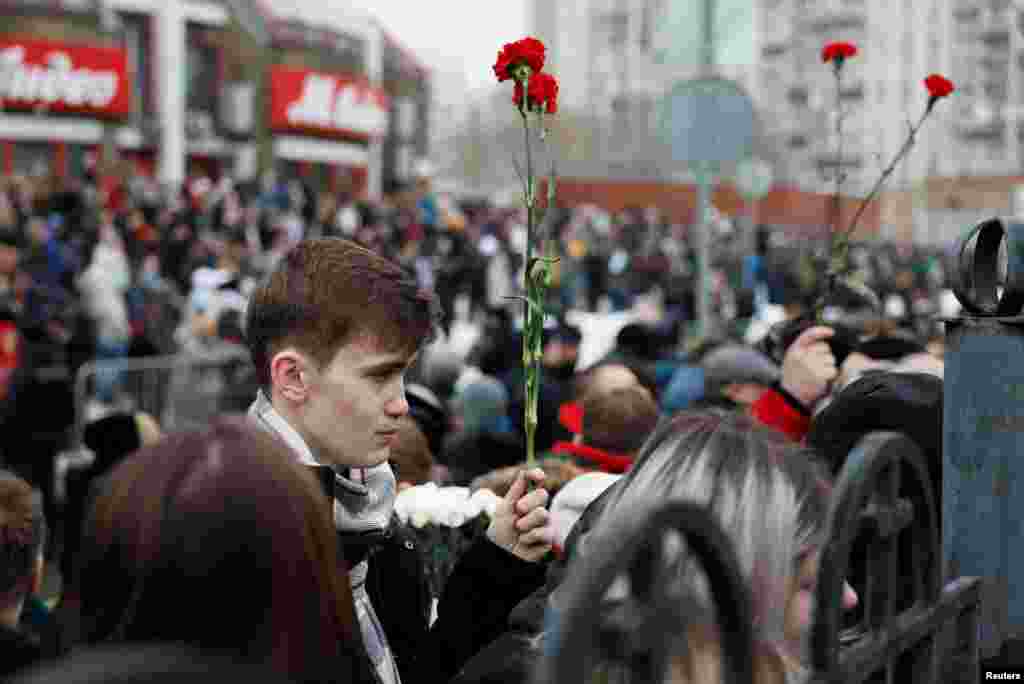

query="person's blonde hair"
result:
[669,623,788,684]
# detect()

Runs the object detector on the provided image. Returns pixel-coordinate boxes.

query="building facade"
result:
[528,0,1013,191]
[0,0,430,199]
[750,0,954,194]
[945,0,1024,178]
[380,31,430,193]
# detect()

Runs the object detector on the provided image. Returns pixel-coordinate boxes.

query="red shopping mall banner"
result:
[270,65,389,141]
[0,37,131,118]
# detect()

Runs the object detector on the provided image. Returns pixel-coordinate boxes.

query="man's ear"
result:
[270,348,314,405]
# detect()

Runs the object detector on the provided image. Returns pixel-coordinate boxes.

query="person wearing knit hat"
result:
[418,345,464,406]
[455,376,510,436]
[404,384,448,462]
[442,376,523,486]
[699,344,781,410]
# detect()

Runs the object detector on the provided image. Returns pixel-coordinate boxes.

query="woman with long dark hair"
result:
[56,416,375,684]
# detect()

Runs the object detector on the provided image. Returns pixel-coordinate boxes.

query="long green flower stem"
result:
[517,104,556,468]
[832,107,931,267]
[821,61,845,324]
[821,64,934,317]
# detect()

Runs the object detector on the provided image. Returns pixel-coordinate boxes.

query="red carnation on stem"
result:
[492,37,562,469]
[529,72,559,113]
[924,73,955,110]
[515,72,559,113]
[818,40,956,321]
[822,41,858,66]
[493,37,546,82]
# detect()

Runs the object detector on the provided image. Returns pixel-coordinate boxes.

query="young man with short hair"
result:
[245,238,551,683]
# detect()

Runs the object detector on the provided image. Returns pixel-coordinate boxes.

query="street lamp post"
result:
[735,156,773,249]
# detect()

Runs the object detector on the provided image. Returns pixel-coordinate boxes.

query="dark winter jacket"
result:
[365,522,547,683]
[450,480,621,684]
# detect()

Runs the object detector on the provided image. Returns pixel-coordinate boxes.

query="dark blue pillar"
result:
[944,217,1024,659]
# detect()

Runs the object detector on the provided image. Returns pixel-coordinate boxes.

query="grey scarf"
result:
[247,390,396,536]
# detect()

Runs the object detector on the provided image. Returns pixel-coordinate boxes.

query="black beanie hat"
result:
[855,334,926,361]
[807,371,942,495]
[405,384,448,460]
[83,413,142,475]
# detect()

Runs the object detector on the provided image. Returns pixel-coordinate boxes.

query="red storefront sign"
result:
[269,66,389,142]
[0,37,131,118]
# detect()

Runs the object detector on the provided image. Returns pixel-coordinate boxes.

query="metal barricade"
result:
[535,500,757,684]
[55,345,257,501]
[809,431,981,684]
[536,432,982,684]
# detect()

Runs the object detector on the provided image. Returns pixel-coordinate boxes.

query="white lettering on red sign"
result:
[0,46,119,108]
[286,73,387,137]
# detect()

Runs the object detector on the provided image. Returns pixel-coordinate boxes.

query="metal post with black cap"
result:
[942,216,1024,664]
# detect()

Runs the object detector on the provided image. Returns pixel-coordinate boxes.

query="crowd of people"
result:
[0,155,980,682]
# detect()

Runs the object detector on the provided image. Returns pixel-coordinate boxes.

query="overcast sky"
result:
[328,0,529,93]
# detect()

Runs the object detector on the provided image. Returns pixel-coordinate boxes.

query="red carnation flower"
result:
[821,41,858,64]
[528,72,559,113]
[924,73,955,112]
[513,72,559,114]
[924,74,955,99]
[493,37,546,82]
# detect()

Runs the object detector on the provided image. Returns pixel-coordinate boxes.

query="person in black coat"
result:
[61,413,163,584]
[451,476,619,684]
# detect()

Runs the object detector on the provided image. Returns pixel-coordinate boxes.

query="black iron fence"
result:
[535,500,757,684]
[809,431,980,684]
[538,430,981,683]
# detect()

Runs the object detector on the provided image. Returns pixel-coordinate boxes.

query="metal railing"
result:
[55,345,257,501]
[537,431,981,683]
[535,500,757,684]
[809,431,981,684]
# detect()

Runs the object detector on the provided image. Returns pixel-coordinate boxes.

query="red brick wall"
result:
[539,177,882,236]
